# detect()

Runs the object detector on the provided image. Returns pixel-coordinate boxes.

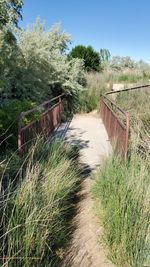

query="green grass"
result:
[75,90,99,113]
[75,72,107,113]
[0,139,80,267]
[76,69,150,114]
[115,89,150,132]
[92,76,150,266]
[92,148,150,267]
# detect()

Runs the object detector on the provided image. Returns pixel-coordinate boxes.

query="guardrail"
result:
[18,95,64,156]
[101,95,130,160]
[101,84,150,159]
[106,84,150,95]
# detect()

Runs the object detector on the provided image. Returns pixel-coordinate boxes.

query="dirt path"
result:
[61,113,114,267]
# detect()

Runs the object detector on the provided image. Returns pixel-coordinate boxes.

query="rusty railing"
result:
[101,95,130,160]
[106,84,150,95]
[18,95,64,156]
[101,84,150,159]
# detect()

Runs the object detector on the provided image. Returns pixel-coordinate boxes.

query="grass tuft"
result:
[92,147,150,267]
[0,139,80,267]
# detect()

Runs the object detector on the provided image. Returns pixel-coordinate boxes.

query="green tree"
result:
[69,45,101,72]
[0,0,23,27]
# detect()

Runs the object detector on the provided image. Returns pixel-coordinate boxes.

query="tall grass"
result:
[85,69,150,93]
[115,89,150,133]
[92,144,150,267]
[0,139,80,266]
[75,72,108,113]
[76,69,150,114]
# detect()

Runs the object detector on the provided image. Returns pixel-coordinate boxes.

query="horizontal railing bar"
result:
[105,84,150,95]
[102,95,127,115]
[20,102,61,131]
[20,94,64,117]
[102,99,126,129]
[42,94,64,104]
[20,120,37,132]
[18,95,65,156]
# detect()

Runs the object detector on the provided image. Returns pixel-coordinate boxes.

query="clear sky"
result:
[20,0,150,62]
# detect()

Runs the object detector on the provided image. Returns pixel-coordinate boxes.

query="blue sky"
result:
[20,0,150,62]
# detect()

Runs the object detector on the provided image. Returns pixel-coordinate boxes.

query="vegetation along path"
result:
[61,112,115,267]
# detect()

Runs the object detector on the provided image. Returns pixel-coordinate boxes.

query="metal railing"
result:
[18,95,64,156]
[101,95,129,160]
[106,84,150,95]
[101,84,150,159]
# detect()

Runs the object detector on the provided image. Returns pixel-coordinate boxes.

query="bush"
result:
[0,100,36,150]
[0,21,85,102]
[0,20,85,154]
[0,139,80,266]
[92,151,150,267]
[0,0,23,27]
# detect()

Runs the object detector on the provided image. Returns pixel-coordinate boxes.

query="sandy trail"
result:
[61,113,114,267]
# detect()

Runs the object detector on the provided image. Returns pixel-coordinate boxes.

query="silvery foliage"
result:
[0,18,85,101]
[0,25,24,98]
[110,56,136,71]
[0,0,23,27]
[16,18,85,100]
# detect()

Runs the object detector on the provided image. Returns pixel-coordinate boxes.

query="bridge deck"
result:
[61,112,114,267]
[65,112,112,170]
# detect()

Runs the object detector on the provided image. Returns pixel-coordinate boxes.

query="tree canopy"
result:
[0,19,85,149]
[69,45,101,72]
[0,0,23,27]
[0,19,85,102]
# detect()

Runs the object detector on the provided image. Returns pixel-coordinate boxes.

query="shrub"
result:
[13,20,85,102]
[0,19,85,105]
[0,0,23,27]
[0,100,36,150]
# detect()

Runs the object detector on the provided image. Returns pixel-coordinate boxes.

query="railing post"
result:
[59,96,61,123]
